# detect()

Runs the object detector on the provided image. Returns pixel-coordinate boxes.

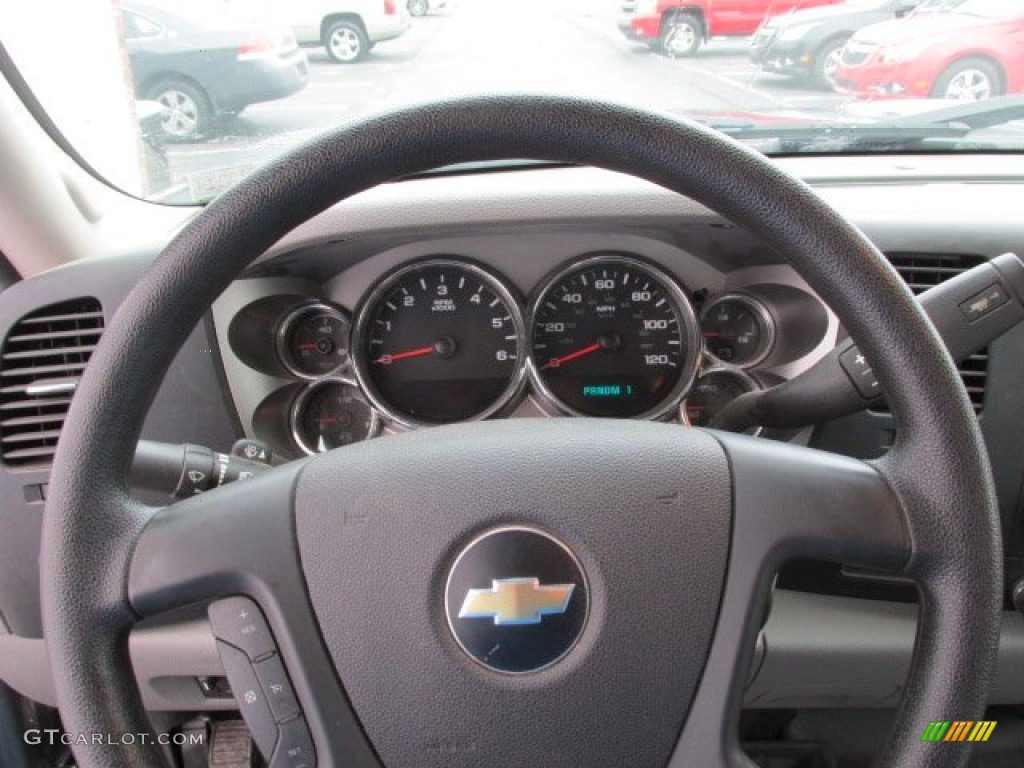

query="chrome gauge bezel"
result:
[526,254,702,421]
[289,376,381,456]
[700,292,777,369]
[351,258,529,430]
[680,365,763,435]
[275,301,352,380]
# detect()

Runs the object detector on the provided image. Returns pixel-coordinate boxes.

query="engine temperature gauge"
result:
[291,380,379,454]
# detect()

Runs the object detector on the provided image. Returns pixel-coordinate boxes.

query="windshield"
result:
[2,0,1023,203]
[843,0,891,10]
[954,0,1021,18]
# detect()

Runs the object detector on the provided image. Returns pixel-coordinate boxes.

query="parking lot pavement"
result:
[162,0,856,190]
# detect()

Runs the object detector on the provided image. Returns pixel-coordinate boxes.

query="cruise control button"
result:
[838,344,881,400]
[216,641,278,760]
[209,597,275,661]
[255,654,300,723]
[271,716,316,768]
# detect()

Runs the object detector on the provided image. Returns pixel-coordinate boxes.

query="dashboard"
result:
[216,239,834,461]
[3,160,1024,720]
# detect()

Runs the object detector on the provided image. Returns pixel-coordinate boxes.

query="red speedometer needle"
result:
[375,346,434,365]
[542,342,601,370]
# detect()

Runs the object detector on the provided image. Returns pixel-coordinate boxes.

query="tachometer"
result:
[352,259,526,427]
[529,255,700,419]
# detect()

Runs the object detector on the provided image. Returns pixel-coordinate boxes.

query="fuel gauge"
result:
[291,380,379,454]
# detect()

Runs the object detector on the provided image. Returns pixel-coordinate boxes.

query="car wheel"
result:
[146,79,212,142]
[660,14,702,58]
[932,57,1003,101]
[408,0,429,16]
[812,37,846,90]
[324,20,368,63]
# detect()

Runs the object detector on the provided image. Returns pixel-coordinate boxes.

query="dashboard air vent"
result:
[0,298,104,465]
[886,252,987,413]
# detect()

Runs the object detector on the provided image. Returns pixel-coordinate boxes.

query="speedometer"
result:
[352,259,526,428]
[528,255,700,419]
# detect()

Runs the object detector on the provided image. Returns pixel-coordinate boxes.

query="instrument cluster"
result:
[228,252,828,458]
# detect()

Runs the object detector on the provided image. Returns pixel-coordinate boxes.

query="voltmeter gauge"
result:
[277,303,351,379]
[682,368,761,430]
[291,380,379,454]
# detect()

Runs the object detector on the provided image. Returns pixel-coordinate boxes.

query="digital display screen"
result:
[581,384,634,398]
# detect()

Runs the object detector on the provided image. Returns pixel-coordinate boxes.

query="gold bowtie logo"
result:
[458,578,575,625]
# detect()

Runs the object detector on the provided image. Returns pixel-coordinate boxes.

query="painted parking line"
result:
[305,81,379,89]
[674,62,791,108]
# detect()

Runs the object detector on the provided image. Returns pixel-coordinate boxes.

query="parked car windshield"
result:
[2,0,1023,204]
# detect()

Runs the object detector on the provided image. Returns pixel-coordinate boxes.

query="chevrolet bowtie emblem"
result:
[458,578,575,626]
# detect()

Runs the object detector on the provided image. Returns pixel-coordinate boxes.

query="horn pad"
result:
[295,419,731,768]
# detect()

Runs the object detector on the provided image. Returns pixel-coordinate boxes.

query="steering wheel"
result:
[42,96,1001,768]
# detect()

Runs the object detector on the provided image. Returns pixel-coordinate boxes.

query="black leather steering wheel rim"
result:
[42,96,1001,768]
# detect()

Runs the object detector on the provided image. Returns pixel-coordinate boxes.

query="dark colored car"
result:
[750,0,922,87]
[123,0,310,141]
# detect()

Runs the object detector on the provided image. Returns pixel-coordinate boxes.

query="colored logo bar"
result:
[459,578,574,625]
[921,721,997,742]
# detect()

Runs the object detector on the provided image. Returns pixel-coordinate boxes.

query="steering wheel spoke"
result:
[718,432,910,572]
[129,461,305,615]
[668,432,911,766]
[128,460,380,768]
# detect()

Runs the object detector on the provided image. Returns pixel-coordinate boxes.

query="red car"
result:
[617,0,841,57]
[832,0,1024,99]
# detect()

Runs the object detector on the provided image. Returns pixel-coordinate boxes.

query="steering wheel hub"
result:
[443,526,589,674]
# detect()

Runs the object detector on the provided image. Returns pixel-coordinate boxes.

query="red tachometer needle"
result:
[542,342,601,370]
[375,346,434,365]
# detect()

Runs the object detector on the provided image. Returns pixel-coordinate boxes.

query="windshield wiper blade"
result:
[885,94,1024,132]
[699,95,1024,153]
[707,120,970,152]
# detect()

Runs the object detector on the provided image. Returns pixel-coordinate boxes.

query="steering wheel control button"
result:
[959,283,1009,322]
[215,641,279,759]
[839,343,881,400]
[444,526,588,674]
[271,716,316,768]
[208,597,276,661]
[254,654,301,723]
